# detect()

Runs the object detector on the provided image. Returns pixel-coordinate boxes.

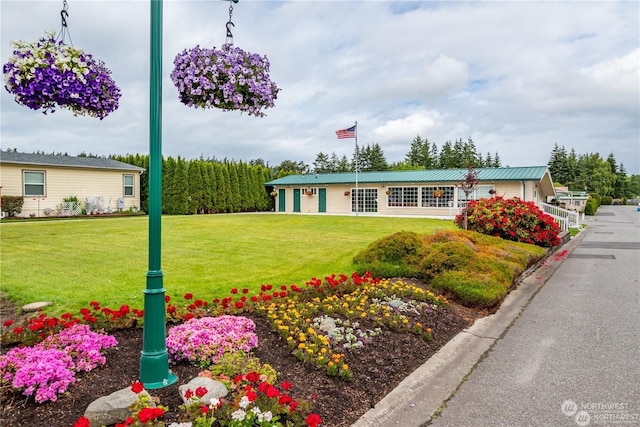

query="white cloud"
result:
[1,0,638,173]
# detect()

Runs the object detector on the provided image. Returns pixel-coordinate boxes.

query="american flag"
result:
[335,125,356,139]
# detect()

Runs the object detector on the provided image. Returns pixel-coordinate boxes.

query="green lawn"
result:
[0,214,454,316]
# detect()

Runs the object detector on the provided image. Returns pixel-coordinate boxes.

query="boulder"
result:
[84,387,153,427]
[178,377,228,404]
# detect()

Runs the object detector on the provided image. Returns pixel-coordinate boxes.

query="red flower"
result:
[235,301,244,309]
[289,401,300,412]
[13,326,23,335]
[184,389,193,399]
[278,394,293,405]
[184,293,193,300]
[242,288,249,294]
[195,386,208,397]
[230,288,238,294]
[245,371,259,383]
[264,384,280,398]
[233,374,244,384]
[281,381,293,390]
[115,417,134,427]
[137,407,164,423]
[28,321,45,331]
[165,295,171,302]
[131,381,144,394]
[73,416,91,427]
[200,405,209,414]
[3,319,14,327]
[246,389,258,402]
[184,313,195,321]
[306,413,322,427]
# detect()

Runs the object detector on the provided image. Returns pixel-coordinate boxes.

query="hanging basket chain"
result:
[57,0,73,45]
[225,0,234,45]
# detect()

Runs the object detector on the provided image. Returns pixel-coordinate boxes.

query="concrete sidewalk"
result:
[353,205,640,427]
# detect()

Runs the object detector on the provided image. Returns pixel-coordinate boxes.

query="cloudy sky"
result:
[1,1,639,174]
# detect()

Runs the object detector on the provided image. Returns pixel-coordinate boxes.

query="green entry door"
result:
[318,188,327,212]
[293,189,301,212]
[278,189,286,212]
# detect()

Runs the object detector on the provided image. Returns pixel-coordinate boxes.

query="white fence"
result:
[448,200,580,232]
[539,202,581,232]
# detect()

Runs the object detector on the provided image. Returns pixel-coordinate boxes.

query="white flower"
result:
[239,395,251,408]
[231,409,247,421]
[209,397,220,408]
[263,411,273,422]
[168,423,193,427]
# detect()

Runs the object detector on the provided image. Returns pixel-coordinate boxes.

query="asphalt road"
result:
[428,205,640,427]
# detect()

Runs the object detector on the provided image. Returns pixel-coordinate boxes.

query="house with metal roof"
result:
[265,166,556,218]
[0,151,144,218]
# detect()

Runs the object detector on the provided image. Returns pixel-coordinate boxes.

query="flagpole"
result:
[354,121,358,216]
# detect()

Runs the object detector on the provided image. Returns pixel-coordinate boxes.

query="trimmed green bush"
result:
[584,198,598,215]
[419,241,476,280]
[353,231,426,278]
[354,229,546,309]
[0,196,24,217]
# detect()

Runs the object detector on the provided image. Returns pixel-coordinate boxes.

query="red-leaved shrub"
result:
[455,197,561,247]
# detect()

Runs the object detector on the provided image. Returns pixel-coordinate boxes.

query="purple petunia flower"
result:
[3,32,121,119]
[170,43,279,118]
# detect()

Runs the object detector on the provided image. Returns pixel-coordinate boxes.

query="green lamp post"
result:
[139,0,176,389]
[139,0,238,389]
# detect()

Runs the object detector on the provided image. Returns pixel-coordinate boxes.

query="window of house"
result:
[457,185,494,201]
[23,170,45,196]
[421,186,455,207]
[352,188,378,212]
[387,187,418,207]
[124,174,135,196]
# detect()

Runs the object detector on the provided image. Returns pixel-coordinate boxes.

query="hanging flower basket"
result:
[344,191,350,196]
[434,190,444,198]
[2,32,121,119]
[170,43,279,118]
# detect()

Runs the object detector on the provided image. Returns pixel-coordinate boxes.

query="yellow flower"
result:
[298,343,306,349]
[342,364,349,370]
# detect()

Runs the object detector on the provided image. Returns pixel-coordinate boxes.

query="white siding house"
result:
[0,151,144,218]
[265,166,556,218]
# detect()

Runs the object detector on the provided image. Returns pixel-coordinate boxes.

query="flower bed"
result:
[3,32,121,119]
[1,272,461,426]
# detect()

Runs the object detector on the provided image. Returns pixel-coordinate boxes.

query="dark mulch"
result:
[0,285,485,427]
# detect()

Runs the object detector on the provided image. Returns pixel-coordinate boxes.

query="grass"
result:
[0,213,454,316]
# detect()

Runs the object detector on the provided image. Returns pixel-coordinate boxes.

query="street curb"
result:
[352,229,590,427]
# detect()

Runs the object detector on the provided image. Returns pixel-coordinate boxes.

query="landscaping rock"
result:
[84,387,153,427]
[178,377,228,404]
[21,301,51,312]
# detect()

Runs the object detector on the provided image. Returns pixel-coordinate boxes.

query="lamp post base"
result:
[140,349,178,389]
